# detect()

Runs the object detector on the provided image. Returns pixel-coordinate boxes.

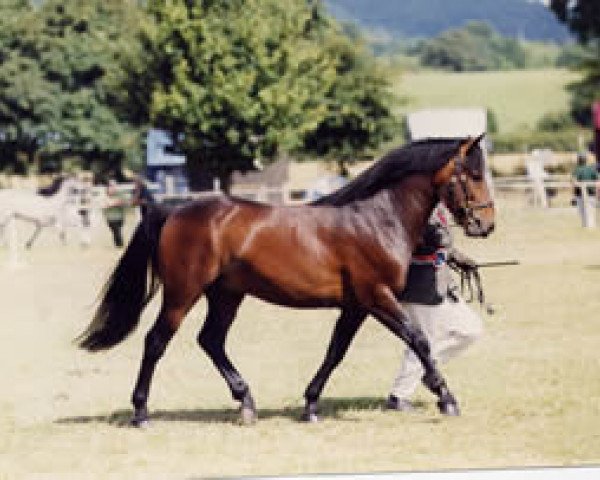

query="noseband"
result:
[446,154,494,223]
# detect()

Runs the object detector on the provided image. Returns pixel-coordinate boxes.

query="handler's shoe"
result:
[385,395,415,412]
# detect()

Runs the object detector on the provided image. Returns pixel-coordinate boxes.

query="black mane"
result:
[313,138,464,206]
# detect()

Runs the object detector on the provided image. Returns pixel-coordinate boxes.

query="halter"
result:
[446,152,494,224]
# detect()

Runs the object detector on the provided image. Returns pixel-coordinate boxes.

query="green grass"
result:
[394,68,580,134]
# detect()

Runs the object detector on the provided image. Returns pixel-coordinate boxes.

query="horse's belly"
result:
[220,259,342,308]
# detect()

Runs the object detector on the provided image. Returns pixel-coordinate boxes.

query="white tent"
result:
[406,107,487,141]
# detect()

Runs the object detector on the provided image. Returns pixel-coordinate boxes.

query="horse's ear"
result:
[433,157,456,185]
[459,133,485,157]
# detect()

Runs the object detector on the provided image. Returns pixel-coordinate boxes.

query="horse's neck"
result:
[385,174,439,250]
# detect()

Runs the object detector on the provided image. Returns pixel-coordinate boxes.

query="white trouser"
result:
[576,196,596,228]
[390,297,483,400]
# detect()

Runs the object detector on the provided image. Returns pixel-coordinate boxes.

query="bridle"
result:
[445,151,494,225]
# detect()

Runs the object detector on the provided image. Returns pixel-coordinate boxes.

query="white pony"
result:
[0,175,84,249]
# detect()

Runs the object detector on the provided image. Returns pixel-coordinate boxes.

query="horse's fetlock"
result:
[132,392,147,410]
[422,370,445,392]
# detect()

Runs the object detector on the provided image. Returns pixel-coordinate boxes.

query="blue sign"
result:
[146,128,186,167]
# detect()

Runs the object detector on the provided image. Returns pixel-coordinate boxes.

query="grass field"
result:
[1,197,600,478]
[395,69,580,134]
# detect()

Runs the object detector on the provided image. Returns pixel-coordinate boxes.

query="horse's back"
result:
[0,188,56,215]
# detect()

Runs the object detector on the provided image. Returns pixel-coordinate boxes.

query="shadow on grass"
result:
[55,396,429,427]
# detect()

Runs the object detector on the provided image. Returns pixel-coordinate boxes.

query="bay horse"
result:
[77,135,495,426]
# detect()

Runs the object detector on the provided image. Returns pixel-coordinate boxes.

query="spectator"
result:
[572,152,598,227]
[103,179,127,248]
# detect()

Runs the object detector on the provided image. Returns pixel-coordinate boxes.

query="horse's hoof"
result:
[130,417,150,428]
[130,409,150,428]
[240,406,257,426]
[301,412,320,423]
[437,400,460,417]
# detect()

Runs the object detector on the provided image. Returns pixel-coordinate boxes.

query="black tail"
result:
[77,205,170,351]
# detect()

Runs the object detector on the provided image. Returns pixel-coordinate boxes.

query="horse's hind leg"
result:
[130,288,203,427]
[25,221,42,249]
[303,308,367,422]
[197,287,255,424]
[370,285,460,416]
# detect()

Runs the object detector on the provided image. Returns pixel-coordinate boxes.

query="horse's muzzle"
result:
[465,218,495,238]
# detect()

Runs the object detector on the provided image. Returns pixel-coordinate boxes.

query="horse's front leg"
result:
[370,284,460,416]
[303,308,367,422]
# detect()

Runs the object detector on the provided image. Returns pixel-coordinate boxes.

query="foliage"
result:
[491,128,587,154]
[486,109,498,135]
[536,111,576,132]
[550,0,600,44]
[415,22,530,72]
[0,0,33,172]
[390,23,571,72]
[491,105,585,154]
[550,0,600,127]
[0,0,145,174]
[301,26,399,172]
[116,0,397,189]
[565,49,600,126]
[555,42,589,68]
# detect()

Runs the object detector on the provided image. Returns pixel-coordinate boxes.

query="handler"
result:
[387,206,483,415]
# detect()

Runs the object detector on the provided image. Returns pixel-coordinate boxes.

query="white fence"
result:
[494,175,599,228]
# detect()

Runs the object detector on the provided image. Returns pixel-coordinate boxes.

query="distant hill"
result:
[325,0,570,42]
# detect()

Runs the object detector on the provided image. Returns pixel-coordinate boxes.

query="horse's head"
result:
[433,134,495,237]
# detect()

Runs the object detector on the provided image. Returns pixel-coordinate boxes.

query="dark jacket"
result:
[399,209,463,305]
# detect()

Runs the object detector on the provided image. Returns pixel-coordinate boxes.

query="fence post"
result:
[526,152,548,208]
[580,183,596,229]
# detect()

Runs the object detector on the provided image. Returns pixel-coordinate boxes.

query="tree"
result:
[550,0,600,44]
[116,0,398,190]
[0,0,34,172]
[415,22,528,72]
[550,0,600,126]
[302,25,399,174]
[0,0,144,174]
[115,0,333,190]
